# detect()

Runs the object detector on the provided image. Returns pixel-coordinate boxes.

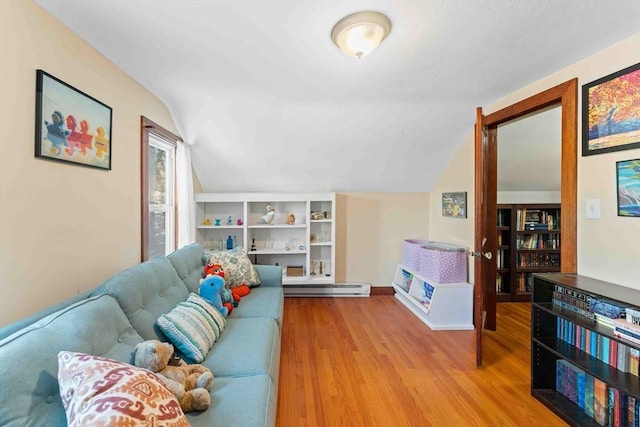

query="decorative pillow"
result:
[208,246,261,288]
[57,351,188,427]
[156,293,226,362]
[186,292,226,338]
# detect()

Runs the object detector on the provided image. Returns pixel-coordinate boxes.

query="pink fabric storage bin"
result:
[417,242,467,283]
[402,239,431,271]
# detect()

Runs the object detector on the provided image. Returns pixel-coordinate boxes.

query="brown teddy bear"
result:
[133,340,214,412]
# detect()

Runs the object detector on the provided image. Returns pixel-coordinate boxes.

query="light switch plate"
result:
[585,198,601,219]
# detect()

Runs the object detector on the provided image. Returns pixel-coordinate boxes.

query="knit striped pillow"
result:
[156,293,226,362]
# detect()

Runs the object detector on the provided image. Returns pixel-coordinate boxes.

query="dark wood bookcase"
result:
[497,204,561,302]
[531,273,640,426]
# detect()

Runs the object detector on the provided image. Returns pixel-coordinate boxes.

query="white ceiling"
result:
[34,0,640,193]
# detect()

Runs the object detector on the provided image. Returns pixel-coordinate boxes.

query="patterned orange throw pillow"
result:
[57,351,189,427]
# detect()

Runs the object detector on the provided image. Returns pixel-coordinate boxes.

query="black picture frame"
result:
[442,192,467,218]
[35,70,112,170]
[582,62,640,156]
[616,158,640,217]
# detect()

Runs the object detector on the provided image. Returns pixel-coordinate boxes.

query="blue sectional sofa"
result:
[0,243,283,427]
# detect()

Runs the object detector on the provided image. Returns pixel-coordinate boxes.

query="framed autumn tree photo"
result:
[582,62,640,156]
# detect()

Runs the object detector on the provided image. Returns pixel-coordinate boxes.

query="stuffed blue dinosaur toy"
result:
[198,275,229,317]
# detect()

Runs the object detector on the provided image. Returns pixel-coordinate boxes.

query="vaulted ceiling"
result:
[34,0,640,192]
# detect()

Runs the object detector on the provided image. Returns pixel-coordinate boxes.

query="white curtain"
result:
[176,142,196,248]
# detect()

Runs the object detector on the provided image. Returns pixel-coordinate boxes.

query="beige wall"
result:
[0,1,180,326]
[430,32,640,288]
[335,193,430,286]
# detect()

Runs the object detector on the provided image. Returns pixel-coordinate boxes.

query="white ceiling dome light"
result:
[331,11,391,59]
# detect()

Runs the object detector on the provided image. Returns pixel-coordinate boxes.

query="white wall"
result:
[430,32,640,288]
[0,0,180,326]
[334,193,430,287]
[498,191,561,204]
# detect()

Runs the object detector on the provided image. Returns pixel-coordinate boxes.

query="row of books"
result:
[517,252,560,267]
[556,359,640,426]
[497,210,510,227]
[553,284,632,324]
[557,318,640,375]
[516,233,560,249]
[516,208,560,231]
[613,318,640,347]
[516,272,533,293]
[496,249,508,269]
[495,273,506,293]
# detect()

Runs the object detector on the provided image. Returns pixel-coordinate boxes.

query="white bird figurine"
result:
[261,204,276,225]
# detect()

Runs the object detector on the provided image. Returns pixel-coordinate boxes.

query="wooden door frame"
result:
[475,78,577,345]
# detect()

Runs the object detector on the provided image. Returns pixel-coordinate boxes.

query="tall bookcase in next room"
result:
[497,204,561,302]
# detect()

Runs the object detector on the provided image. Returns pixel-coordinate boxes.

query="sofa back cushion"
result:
[0,294,143,427]
[168,242,207,293]
[94,256,190,341]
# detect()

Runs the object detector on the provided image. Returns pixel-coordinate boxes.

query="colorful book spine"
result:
[630,348,640,376]
[585,373,595,419]
[576,367,586,409]
[626,307,640,326]
[594,377,608,426]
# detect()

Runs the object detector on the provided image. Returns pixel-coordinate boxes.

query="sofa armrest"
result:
[253,265,283,288]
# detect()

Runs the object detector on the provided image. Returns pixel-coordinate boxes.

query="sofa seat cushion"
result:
[58,351,188,427]
[231,287,284,327]
[168,242,207,293]
[203,317,280,383]
[187,375,276,427]
[94,256,190,340]
[0,294,144,427]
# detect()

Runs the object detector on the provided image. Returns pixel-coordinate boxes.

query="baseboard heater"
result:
[284,283,371,297]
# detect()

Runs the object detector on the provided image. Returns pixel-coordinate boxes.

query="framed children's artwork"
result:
[582,62,640,156]
[442,192,467,218]
[616,158,640,217]
[35,70,112,170]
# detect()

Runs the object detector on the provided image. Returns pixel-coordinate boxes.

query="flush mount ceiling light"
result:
[331,11,391,59]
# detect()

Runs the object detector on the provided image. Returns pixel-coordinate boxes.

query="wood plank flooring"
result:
[276,296,567,426]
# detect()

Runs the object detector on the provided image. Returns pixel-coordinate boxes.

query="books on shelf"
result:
[626,307,640,326]
[613,319,640,346]
[557,317,639,376]
[552,284,595,321]
[400,268,414,292]
[516,207,560,231]
[553,358,640,426]
[590,297,633,321]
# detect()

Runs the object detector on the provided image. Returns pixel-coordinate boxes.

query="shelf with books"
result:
[497,204,561,302]
[532,273,640,426]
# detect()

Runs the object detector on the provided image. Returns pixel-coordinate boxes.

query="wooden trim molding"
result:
[484,78,577,273]
[370,286,395,296]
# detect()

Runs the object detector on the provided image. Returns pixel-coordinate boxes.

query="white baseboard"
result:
[283,283,370,297]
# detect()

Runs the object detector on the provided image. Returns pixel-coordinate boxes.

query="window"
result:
[141,117,180,261]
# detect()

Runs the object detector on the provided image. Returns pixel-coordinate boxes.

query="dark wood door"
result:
[473,107,496,367]
[473,78,578,368]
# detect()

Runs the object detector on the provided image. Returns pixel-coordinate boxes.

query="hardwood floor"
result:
[276,296,567,426]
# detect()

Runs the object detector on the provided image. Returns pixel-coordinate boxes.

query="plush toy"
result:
[233,284,251,298]
[199,275,228,317]
[221,287,236,311]
[133,340,213,413]
[203,261,224,279]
